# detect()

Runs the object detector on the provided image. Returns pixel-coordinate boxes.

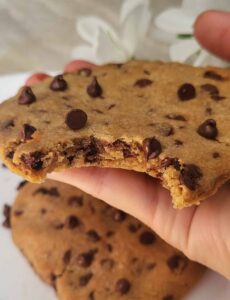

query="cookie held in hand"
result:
[0,61,229,207]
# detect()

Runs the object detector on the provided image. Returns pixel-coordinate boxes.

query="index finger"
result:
[194,10,230,61]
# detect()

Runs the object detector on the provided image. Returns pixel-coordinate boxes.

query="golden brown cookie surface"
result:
[1,61,229,207]
[11,180,204,300]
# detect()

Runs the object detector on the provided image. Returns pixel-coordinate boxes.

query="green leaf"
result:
[177,34,193,39]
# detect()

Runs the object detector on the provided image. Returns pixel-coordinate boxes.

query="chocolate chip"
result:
[100,258,115,271]
[113,210,126,222]
[2,212,11,225]
[50,75,68,91]
[88,203,96,214]
[3,120,15,129]
[139,231,156,245]
[87,230,101,242]
[21,151,43,171]
[114,139,131,151]
[65,215,80,229]
[204,70,224,81]
[6,151,14,159]
[17,180,28,190]
[205,107,213,115]
[48,188,60,197]
[177,83,196,101]
[212,152,220,159]
[143,137,162,160]
[66,109,87,130]
[77,250,96,268]
[162,295,174,300]
[161,157,181,171]
[115,278,131,295]
[201,84,219,95]
[116,63,123,68]
[106,230,115,237]
[146,262,156,270]
[197,119,218,140]
[180,164,202,190]
[106,243,113,252]
[144,70,150,75]
[211,94,226,101]
[21,124,37,142]
[89,291,95,300]
[63,249,72,265]
[128,222,142,233]
[167,254,188,274]
[156,123,174,137]
[165,114,186,121]
[131,257,144,275]
[3,205,11,218]
[79,272,93,286]
[40,208,47,215]
[18,86,36,105]
[78,68,92,77]
[123,148,133,158]
[14,210,24,216]
[68,196,83,207]
[32,161,43,170]
[33,187,60,197]
[87,77,103,98]
[54,223,64,230]
[50,273,57,289]
[174,139,183,146]
[112,139,131,156]
[134,78,153,87]
[2,204,11,228]
[67,155,75,165]
[84,139,100,163]
[92,109,103,114]
[108,104,116,110]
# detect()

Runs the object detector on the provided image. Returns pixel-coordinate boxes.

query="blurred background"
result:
[0,0,178,74]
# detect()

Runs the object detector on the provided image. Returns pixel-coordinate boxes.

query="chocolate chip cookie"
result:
[0,61,229,207]
[11,180,205,300]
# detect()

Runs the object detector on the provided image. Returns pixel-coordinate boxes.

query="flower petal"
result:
[71,45,99,64]
[120,0,151,27]
[169,39,200,63]
[120,0,152,55]
[182,0,229,17]
[193,49,229,67]
[155,8,194,34]
[76,16,118,45]
[94,28,128,64]
[193,50,209,66]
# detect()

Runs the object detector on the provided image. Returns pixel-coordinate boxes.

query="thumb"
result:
[194,10,230,61]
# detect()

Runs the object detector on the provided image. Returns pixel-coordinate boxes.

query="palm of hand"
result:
[50,167,230,279]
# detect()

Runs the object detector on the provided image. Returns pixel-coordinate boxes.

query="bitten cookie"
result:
[11,180,204,300]
[0,61,229,207]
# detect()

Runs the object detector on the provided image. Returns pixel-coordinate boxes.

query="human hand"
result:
[25,10,230,279]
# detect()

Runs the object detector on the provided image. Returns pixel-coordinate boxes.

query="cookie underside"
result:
[0,60,229,208]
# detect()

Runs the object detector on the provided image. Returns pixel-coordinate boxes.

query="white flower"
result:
[72,0,152,64]
[155,0,230,66]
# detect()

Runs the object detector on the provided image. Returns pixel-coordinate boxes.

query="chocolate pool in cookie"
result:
[0,61,229,208]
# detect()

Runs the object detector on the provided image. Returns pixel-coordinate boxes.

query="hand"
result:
[26,11,230,279]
